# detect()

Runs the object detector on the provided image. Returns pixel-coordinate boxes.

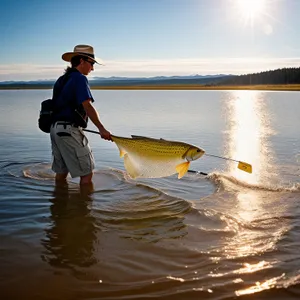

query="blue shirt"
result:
[52,69,94,124]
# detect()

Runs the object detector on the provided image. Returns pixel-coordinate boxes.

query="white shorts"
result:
[50,122,95,178]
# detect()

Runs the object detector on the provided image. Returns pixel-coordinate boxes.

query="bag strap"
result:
[53,68,79,113]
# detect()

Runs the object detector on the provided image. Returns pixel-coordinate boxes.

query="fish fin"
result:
[112,136,127,157]
[119,149,127,158]
[175,162,190,179]
[115,144,127,158]
[131,135,166,141]
[124,154,139,179]
[131,135,148,139]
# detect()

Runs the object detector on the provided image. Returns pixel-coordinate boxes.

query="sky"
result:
[0,0,299,81]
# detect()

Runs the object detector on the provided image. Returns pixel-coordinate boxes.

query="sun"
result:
[235,0,266,25]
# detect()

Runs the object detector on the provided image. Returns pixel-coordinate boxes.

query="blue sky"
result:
[0,0,299,80]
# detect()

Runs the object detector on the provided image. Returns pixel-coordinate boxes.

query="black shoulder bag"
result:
[38,69,87,133]
[38,73,70,133]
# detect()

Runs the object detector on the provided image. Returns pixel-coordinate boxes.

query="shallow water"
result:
[0,90,299,299]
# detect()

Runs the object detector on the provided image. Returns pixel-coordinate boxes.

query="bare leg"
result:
[55,173,68,183]
[80,181,94,196]
[80,172,93,185]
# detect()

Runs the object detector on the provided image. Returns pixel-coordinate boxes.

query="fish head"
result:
[184,146,205,162]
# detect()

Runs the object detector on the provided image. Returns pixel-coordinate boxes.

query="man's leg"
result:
[55,172,68,183]
[80,172,93,185]
[53,126,95,182]
[51,125,69,179]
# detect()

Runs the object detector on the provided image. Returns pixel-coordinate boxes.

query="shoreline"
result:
[0,84,299,91]
[91,84,300,91]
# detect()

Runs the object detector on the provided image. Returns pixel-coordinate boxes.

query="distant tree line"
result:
[219,67,300,85]
[1,67,299,89]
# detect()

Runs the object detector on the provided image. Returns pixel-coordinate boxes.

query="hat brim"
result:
[62,52,103,65]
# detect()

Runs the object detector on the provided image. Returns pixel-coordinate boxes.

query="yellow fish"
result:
[111,135,205,179]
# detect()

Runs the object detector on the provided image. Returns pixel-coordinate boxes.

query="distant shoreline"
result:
[91,84,300,91]
[0,84,299,91]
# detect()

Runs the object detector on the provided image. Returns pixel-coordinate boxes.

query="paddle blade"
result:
[238,161,252,173]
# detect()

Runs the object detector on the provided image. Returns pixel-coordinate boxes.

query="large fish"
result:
[111,135,205,179]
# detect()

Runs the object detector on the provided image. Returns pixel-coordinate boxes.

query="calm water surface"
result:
[0,90,299,300]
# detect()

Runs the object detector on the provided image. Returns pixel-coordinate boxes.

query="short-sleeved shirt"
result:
[52,69,94,124]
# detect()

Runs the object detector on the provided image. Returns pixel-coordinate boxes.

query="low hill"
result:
[217,67,300,86]
[0,67,299,89]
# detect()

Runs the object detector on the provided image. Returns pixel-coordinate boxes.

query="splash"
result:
[23,162,55,180]
[209,172,300,193]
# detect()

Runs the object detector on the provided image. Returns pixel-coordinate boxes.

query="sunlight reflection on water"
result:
[224,90,276,185]
[219,91,290,284]
[235,273,286,296]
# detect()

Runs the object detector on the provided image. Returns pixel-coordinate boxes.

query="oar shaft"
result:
[83,130,240,164]
[84,129,238,163]
[82,129,251,173]
[83,129,245,168]
[83,129,100,135]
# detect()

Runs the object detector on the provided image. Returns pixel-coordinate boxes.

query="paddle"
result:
[82,129,252,174]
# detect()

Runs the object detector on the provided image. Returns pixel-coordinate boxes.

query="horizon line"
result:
[0,57,299,81]
[0,65,299,83]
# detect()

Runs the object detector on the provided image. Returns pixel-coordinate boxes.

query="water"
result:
[0,89,299,299]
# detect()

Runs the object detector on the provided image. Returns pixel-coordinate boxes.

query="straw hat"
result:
[62,44,102,65]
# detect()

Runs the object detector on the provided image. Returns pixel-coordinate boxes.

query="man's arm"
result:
[82,99,112,141]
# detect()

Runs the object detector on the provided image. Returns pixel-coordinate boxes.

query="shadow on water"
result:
[41,183,97,269]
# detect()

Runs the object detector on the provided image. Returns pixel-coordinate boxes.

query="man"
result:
[50,44,112,185]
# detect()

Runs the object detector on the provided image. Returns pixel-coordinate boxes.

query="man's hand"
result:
[99,127,112,141]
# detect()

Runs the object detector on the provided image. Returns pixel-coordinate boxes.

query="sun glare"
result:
[235,0,266,25]
[225,90,275,185]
